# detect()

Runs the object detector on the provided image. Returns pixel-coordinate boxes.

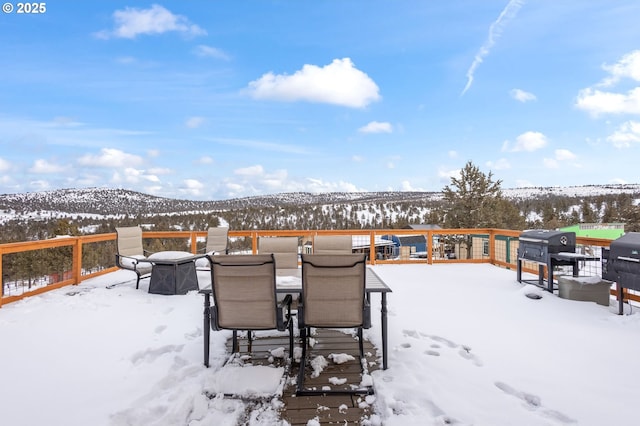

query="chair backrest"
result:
[209,254,278,330]
[205,227,229,254]
[313,235,352,254]
[116,226,144,257]
[258,237,299,269]
[300,253,367,328]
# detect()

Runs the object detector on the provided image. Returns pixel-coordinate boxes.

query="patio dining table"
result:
[199,267,392,369]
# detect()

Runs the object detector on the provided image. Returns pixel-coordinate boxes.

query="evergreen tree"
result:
[440,161,524,256]
[441,161,521,229]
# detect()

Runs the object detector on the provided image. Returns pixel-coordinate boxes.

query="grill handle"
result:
[617,256,640,263]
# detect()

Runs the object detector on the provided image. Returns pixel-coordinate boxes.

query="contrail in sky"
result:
[461,0,525,96]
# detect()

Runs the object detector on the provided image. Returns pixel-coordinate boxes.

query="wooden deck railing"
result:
[0,228,630,307]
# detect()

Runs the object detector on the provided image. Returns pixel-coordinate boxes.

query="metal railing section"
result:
[0,229,620,307]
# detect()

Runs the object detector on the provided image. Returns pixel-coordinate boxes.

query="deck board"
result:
[222,329,379,425]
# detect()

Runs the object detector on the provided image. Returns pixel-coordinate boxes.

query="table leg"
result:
[203,294,211,367]
[618,284,624,315]
[541,263,550,292]
[381,292,388,370]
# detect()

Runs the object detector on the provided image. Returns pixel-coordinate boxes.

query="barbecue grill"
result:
[516,230,599,292]
[602,232,640,314]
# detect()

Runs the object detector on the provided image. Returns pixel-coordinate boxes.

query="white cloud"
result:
[515,179,535,187]
[352,155,364,162]
[185,116,206,128]
[448,150,458,159]
[0,157,11,172]
[193,45,230,60]
[544,149,577,169]
[176,179,205,197]
[77,148,144,168]
[234,165,265,177]
[219,164,366,198]
[147,167,172,175]
[358,121,392,134]
[305,178,361,193]
[461,0,525,95]
[399,180,425,191]
[438,167,460,183]
[599,50,640,87]
[29,180,51,191]
[196,156,214,165]
[607,120,640,148]
[554,149,576,161]
[28,159,66,174]
[96,4,206,39]
[118,167,159,184]
[510,88,537,102]
[576,50,640,116]
[503,131,548,152]
[246,58,381,108]
[575,87,640,116]
[609,178,628,184]
[486,158,511,170]
[144,185,163,195]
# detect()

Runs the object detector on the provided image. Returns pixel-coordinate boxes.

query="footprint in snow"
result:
[495,381,577,424]
[458,345,483,366]
[130,344,184,365]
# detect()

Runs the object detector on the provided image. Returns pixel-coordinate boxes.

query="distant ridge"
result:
[1,184,639,217]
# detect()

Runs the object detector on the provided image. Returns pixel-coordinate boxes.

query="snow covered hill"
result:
[1,184,639,225]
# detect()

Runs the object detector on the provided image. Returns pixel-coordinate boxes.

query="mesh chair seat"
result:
[207,254,294,361]
[297,253,372,396]
[115,226,153,289]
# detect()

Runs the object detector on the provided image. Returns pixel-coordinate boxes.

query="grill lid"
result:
[519,230,575,247]
[610,232,640,262]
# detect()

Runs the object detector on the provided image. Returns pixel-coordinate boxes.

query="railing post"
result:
[73,237,82,286]
[427,230,433,264]
[0,246,3,307]
[190,232,198,254]
[369,231,376,265]
[251,231,258,254]
[489,230,496,265]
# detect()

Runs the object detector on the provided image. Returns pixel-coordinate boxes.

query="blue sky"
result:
[1,1,639,200]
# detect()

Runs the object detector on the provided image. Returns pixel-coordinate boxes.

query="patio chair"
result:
[258,236,299,270]
[207,254,294,361]
[297,253,372,396]
[196,227,230,270]
[115,226,153,289]
[313,235,353,254]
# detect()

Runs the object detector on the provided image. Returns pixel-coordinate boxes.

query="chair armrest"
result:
[277,294,293,331]
[278,294,293,309]
[296,296,306,329]
[363,298,371,329]
[209,306,221,331]
[116,254,141,270]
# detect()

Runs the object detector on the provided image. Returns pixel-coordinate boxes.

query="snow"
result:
[1,264,640,425]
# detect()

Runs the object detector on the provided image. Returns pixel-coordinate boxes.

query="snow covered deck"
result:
[1,263,640,425]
